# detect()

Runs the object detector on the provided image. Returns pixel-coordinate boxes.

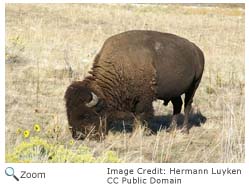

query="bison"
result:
[65,30,204,140]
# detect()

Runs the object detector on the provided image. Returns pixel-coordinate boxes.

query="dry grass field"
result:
[5,4,245,162]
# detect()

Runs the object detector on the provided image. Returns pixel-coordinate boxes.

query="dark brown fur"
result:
[65,30,204,139]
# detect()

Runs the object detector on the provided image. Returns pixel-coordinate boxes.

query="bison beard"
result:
[65,30,205,140]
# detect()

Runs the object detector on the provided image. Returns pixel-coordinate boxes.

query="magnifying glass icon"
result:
[5,167,19,181]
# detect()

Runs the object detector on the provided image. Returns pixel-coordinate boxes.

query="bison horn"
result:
[85,92,99,107]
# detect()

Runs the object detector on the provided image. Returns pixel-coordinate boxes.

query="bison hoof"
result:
[180,126,189,134]
[166,127,174,132]
[166,120,178,132]
[166,125,177,132]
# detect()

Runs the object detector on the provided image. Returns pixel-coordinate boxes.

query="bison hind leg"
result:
[166,97,182,132]
[181,78,202,134]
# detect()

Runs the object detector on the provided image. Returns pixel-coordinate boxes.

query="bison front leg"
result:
[166,97,182,132]
[134,99,154,122]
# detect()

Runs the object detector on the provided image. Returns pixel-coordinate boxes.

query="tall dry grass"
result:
[5,4,244,162]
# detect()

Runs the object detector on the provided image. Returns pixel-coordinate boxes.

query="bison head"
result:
[64,81,106,140]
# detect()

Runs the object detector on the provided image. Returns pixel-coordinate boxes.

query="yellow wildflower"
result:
[69,139,74,146]
[34,124,41,132]
[23,130,30,138]
[16,128,22,135]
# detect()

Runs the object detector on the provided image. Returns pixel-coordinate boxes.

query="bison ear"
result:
[85,92,99,107]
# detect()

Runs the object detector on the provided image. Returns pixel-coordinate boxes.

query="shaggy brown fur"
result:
[65,30,204,139]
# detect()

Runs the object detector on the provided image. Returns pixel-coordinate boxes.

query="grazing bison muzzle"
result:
[65,30,205,140]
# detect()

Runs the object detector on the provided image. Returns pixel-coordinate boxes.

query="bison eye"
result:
[80,114,90,119]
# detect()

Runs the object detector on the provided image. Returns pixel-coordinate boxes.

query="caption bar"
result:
[106,166,242,185]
